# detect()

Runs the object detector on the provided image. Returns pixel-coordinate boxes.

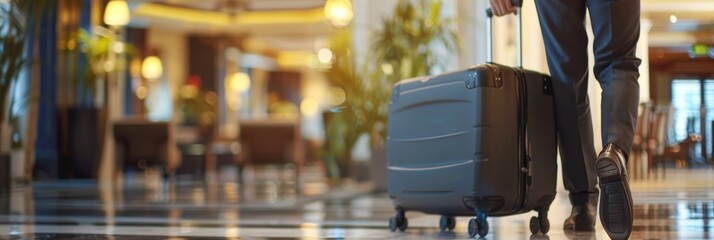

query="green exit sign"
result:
[689,43,712,58]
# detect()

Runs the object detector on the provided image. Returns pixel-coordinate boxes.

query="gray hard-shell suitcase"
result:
[386,6,558,238]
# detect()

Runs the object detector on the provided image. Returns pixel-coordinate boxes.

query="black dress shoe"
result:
[563,191,598,231]
[596,143,634,240]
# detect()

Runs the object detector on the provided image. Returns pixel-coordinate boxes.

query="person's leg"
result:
[588,0,642,155]
[535,0,599,231]
[587,0,641,239]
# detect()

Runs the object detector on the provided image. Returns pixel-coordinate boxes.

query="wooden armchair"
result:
[631,102,653,179]
[113,119,171,179]
[651,105,702,175]
[662,134,702,169]
[237,118,304,183]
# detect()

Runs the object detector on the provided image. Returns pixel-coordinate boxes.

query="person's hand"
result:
[489,0,517,17]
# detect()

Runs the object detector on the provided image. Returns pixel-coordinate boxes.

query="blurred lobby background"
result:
[1,0,714,239]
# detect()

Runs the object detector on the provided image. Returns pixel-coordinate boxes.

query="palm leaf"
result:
[322,0,460,174]
[1,0,55,118]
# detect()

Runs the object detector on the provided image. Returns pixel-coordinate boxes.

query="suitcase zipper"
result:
[514,68,529,213]
[483,64,530,215]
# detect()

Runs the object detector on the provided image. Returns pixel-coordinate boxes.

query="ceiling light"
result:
[141,56,163,80]
[317,48,333,64]
[669,15,678,24]
[227,72,251,92]
[324,0,353,27]
[113,42,125,53]
[104,0,130,26]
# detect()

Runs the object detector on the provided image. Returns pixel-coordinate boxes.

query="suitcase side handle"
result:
[485,2,523,68]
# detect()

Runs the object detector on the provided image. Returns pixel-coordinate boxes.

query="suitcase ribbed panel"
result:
[387,65,522,215]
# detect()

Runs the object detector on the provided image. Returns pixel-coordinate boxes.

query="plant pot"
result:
[370,146,388,193]
[323,155,342,180]
[0,154,9,196]
[337,158,352,181]
[0,122,10,155]
[0,122,11,195]
[62,107,101,179]
[323,154,354,186]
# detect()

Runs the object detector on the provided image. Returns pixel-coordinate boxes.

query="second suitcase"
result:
[386,6,558,238]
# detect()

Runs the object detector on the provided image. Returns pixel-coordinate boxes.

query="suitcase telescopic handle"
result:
[486,0,523,68]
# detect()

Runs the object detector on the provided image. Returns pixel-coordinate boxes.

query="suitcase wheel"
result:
[439,215,456,232]
[540,217,550,234]
[529,210,550,235]
[467,215,488,238]
[529,216,540,235]
[389,210,408,232]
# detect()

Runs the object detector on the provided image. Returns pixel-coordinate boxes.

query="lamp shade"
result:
[324,0,353,27]
[141,56,163,80]
[104,0,130,26]
[227,72,251,92]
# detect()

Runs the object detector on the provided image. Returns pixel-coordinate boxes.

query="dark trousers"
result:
[535,0,641,193]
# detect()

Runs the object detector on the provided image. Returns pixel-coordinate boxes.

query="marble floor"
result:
[1,165,713,239]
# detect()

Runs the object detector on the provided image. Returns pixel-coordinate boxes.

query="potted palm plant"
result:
[0,2,25,193]
[62,29,113,179]
[1,0,54,190]
[323,0,459,184]
[0,0,26,162]
[59,29,136,179]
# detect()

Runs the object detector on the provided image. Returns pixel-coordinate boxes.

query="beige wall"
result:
[146,28,188,121]
[456,1,548,71]
[639,19,653,103]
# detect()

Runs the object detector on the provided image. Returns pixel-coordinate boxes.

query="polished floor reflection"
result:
[1,166,713,239]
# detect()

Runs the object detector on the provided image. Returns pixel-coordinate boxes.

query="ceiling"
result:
[642,0,714,47]
[126,0,331,54]
[141,0,326,12]
[127,0,330,33]
[125,0,714,52]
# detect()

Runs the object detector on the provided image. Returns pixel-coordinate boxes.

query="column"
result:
[456,0,488,68]
[351,0,397,68]
[638,19,652,103]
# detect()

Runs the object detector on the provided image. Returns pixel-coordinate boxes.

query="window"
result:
[671,79,700,142]
[704,79,714,161]
[671,78,714,163]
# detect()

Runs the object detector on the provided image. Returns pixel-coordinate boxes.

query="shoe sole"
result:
[596,155,633,240]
